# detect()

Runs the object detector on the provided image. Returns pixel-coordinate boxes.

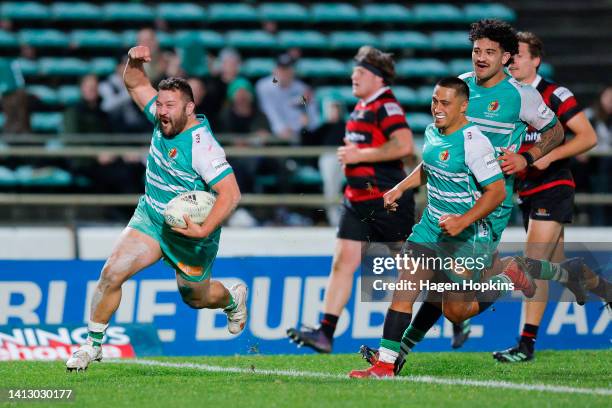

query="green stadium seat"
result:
[122,30,175,49]
[19,29,69,48]
[0,30,18,48]
[30,113,63,133]
[157,3,206,22]
[463,4,516,22]
[71,30,123,49]
[39,58,89,77]
[51,2,101,21]
[329,31,379,49]
[103,3,154,22]
[0,114,4,129]
[176,46,208,77]
[259,3,308,22]
[361,4,412,23]
[174,30,225,49]
[413,4,463,23]
[1,2,49,20]
[311,3,360,23]
[15,165,72,186]
[0,166,16,187]
[416,86,434,106]
[14,58,38,76]
[393,87,418,106]
[57,85,81,106]
[208,4,258,22]
[380,31,431,50]
[291,166,323,186]
[277,31,327,50]
[406,112,431,133]
[539,63,554,78]
[396,59,449,78]
[297,59,348,78]
[448,59,473,76]
[315,86,356,105]
[431,31,471,50]
[241,58,275,78]
[226,30,276,49]
[90,58,116,77]
[27,85,58,105]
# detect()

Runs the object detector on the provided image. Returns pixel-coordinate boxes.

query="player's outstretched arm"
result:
[383,162,425,211]
[123,46,157,111]
[172,174,241,239]
[439,179,506,237]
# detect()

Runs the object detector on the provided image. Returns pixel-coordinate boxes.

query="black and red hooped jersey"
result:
[344,87,410,202]
[517,75,582,197]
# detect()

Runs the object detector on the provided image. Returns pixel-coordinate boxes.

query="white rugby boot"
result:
[225,283,248,334]
[66,344,102,372]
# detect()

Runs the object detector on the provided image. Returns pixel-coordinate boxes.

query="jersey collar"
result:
[531,74,543,88]
[360,86,390,106]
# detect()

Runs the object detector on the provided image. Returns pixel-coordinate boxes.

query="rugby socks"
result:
[522,258,568,283]
[87,321,108,348]
[398,302,442,356]
[378,309,412,363]
[519,324,538,353]
[223,293,237,313]
[320,313,339,341]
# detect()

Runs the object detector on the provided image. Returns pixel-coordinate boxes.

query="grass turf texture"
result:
[0,350,610,407]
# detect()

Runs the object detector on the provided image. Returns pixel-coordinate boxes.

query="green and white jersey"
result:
[141,95,233,224]
[421,122,503,223]
[459,72,557,210]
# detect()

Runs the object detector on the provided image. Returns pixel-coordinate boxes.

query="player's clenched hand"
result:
[128,46,152,63]
[383,187,403,212]
[439,214,467,237]
[497,147,527,175]
[337,139,361,165]
[171,215,206,238]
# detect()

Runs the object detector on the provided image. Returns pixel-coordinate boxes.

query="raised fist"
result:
[128,46,152,63]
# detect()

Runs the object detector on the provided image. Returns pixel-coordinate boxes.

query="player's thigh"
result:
[102,227,162,283]
[525,218,563,260]
[331,238,363,274]
[442,292,478,324]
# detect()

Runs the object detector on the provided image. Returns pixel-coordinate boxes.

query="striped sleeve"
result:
[143,95,158,125]
[376,100,410,138]
[550,86,582,125]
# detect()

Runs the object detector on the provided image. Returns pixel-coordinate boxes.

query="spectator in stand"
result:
[187,77,207,115]
[99,57,149,133]
[218,78,271,194]
[256,53,320,144]
[201,48,242,125]
[0,58,29,133]
[136,28,169,88]
[63,74,110,134]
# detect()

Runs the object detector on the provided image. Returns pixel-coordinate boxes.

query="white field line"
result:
[108,359,612,396]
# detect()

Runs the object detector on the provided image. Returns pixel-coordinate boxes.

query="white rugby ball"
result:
[164,191,216,228]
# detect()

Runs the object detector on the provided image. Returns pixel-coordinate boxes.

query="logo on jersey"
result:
[439,150,450,161]
[487,101,500,112]
[168,148,178,159]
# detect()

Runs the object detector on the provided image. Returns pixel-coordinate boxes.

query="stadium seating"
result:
[412,4,463,23]
[71,30,123,49]
[51,2,102,21]
[277,31,328,50]
[102,3,155,22]
[241,58,275,78]
[157,3,206,22]
[174,30,225,49]
[329,31,379,49]
[361,4,412,24]
[208,3,259,22]
[27,85,58,105]
[57,85,81,106]
[0,2,50,20]
[226,30,276,49]
[258,3,309,22]
[406,112,432,132]
[310,3,360,23]
[431,32,472,50]
[19,29,70,49]
[31,112,63,133]
[296,58,348,78]
[396,59,450,78]
[380,31,431,50]
[463,3,516,22]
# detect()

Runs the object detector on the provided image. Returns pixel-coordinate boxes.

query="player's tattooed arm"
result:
[527,119,565,161]
[124,46,157,111]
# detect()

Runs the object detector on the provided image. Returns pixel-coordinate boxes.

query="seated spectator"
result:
[187,77,207,114]
[63,74,110,134]
[255,54,320,144]
[202,48,242,124]
[0,58,29,133]
[99,57,150,133]
[137,28,170,88]
[218,77,270,137]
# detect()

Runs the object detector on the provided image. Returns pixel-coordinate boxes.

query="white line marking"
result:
[108,359,612,396]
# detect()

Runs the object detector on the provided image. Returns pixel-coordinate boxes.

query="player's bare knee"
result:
[443,303,466,324]
[98,263,128,291]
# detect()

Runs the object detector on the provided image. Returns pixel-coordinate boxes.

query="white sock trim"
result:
[88,321,109,333]
[378,347,398,364]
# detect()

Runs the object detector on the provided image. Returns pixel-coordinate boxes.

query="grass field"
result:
[1,351,610,407]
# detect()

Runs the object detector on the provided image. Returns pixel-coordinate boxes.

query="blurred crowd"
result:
[0,28,611,225]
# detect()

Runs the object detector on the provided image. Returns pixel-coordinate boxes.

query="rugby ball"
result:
[164,191,216,228]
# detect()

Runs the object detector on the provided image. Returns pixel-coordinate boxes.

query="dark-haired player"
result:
[67,45,245,371]
[286,46,415,353]
[493,32,597,362]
